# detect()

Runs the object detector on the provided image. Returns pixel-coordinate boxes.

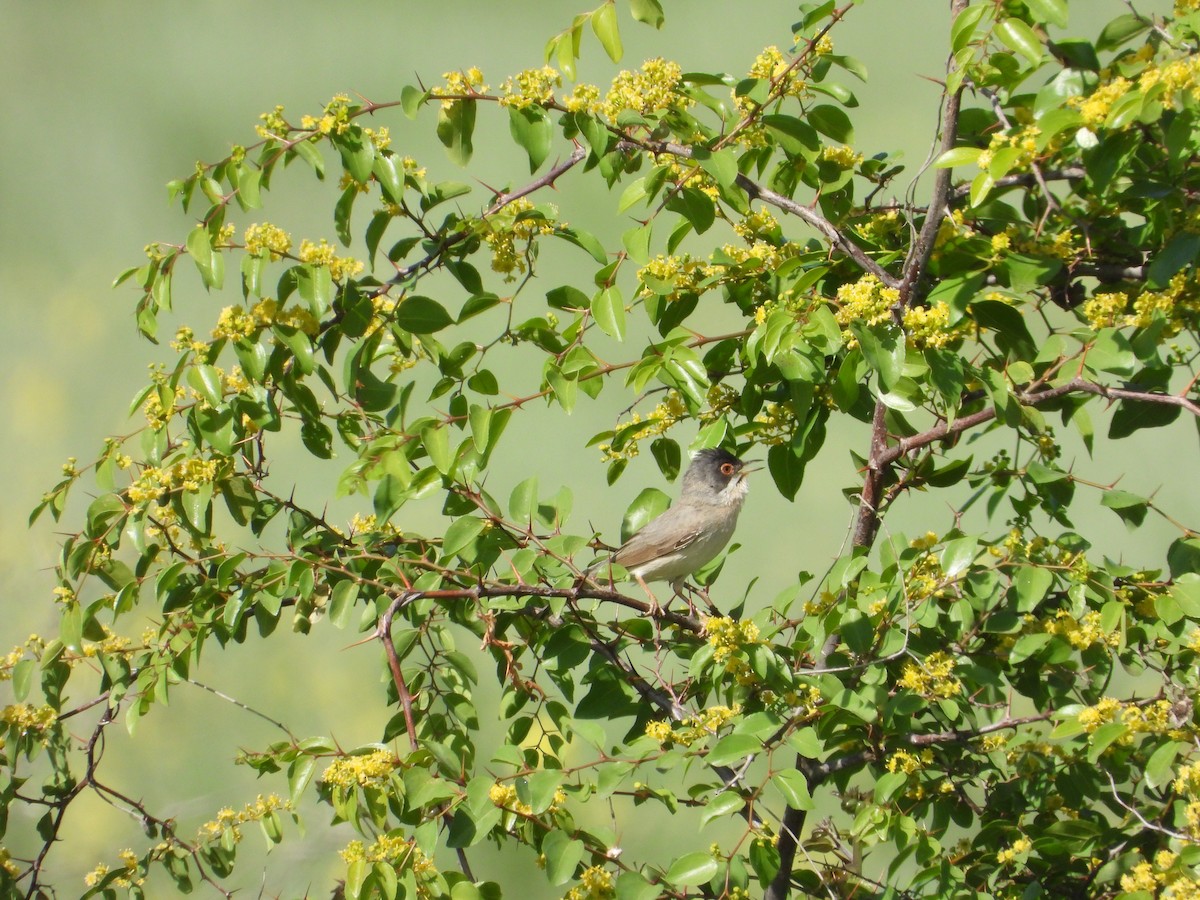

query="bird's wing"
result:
[610,510,703,569]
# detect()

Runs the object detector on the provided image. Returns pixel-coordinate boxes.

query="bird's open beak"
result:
[739,460,763,478]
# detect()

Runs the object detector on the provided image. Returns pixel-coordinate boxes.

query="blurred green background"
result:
[1,1,1186,895]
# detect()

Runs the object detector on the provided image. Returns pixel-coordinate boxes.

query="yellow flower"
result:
[322,749,400,787]
[499,66,561,109]
[897,651,962,699]
[602,58,689,120]
[243,223,292,261]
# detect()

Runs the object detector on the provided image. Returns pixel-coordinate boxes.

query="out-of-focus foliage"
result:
[7,0,1200,897]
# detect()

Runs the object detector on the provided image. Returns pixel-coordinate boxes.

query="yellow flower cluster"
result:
[143,387,172,430]
[127,457,220,504]
[256,105,289,140]
[733,208,780,243]
[1175,761,1200,836]
[499,66,561,109]
[170,325,210,356]
[597,392,687,462]
[1043,608,1121,650]
[736,46,809,115]
[299,94,355,136]
[706,616,762,665]
[1082,272,1200,335]
[995,837,1031,866]
[212,301,271,340]
[886,748,933,775]
[564,865,615,900]
[831,274,899,344]
[0,846,18,879]
[83,849,142,890]
[975,126,1042,173]
[483,198,557,279]
[902,302,961,350]
[644,703,742,747]
[753,402,794,446]
[1119,850,1200,895]
[298,238,365,282]
[1,703,56,733]
[0,644,27,680]
[1078,697,1185,742]
[636,253,719,301]
[602,58,688,120]
[897,651,962,699]
[254,298,320,335]
[563,82,602,114]
[197,794,288,844]
[820,145,862,169]
[432,68,488,109]
[487,781,567,815]
[340,834,437,872]
[719,238,802,273]
[322,749,400,787]
[244,222,292,261]
[1073,77,1133,128]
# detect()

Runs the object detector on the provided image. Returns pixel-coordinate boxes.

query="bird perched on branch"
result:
[589,447,756,614]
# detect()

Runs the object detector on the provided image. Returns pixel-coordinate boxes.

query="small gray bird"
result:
[592,448,755,613]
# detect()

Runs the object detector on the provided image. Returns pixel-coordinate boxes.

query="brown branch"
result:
[769,8,968,898]
[878,377,1200,470]
[386,145,587,287]
[735,174,900,288]
[379,592,421,752]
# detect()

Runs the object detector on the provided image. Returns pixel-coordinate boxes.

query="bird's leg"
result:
[686,582,721,617]
[670,579,699,618]
[634,573,662,617]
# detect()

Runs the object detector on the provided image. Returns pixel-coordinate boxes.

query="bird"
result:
[590,448,756,614]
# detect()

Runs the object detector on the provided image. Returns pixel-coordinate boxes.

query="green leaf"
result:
[437,99,476,166]
[1097,13,1149,51]
[508,106,553,173]
[995,18,1044,67]
[808,105,854,143]
[1025,0,1068,28]
[60,603,83,654]
[1145,741,1185,790]
[555,226,609,264]
[187,365,224,408]
[771,770,814,810]
[591,2,623,62]
[621,488,670,543]
[1147,232,1200,288]
[665,852,719,888]
[706,733,760,766]
[969,170,995,207]
[329,580,359,629]
[334,186,355,246]
[542,829,585,885]
[851,322,903,390]
[1101,489,1149,529]
[700,790,745,827]
[695,148,738,189]
[1012,566,1053,612]
[422,424,452,474]
[940,536,977,578]
[187,224,221,290]
[934,146,983,169]
[628,0,664,27]
[396,296,454,333]
[468,404,492,454]
[762,114,821,159]
[591,286,626,340]
[621,223,652,265]
[443,516,486,558]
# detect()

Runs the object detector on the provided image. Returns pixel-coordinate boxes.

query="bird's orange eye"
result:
[720,462,735,476]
